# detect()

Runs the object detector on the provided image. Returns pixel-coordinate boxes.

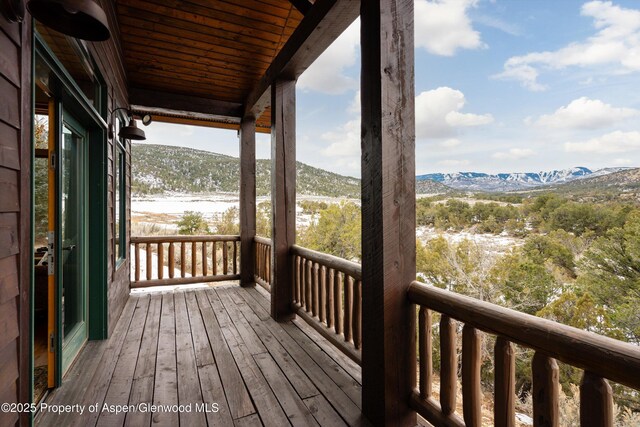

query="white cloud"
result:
[438,159,470,167]
[298,20,360,94]
[321,119,360,157]
[415,87,493,138]
[494,1,640,90]
[441,138,462,148]
[532,97,639,129]
[565,130,640,153]
[492,148,535,160]
[613,158,634,165]
[415,0,486,56]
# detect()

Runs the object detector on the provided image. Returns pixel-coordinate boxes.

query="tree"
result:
[298,201,361,261]
[578,212,640,343]
[176,211,209,235]
[214,207,239,235]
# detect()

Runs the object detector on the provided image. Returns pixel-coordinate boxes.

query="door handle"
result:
[62,245,76,251]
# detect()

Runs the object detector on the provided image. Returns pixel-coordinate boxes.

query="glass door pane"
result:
[59,114,87,373]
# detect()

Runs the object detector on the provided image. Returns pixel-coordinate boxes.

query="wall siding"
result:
[0,0,130,421]
[0,10,31,426]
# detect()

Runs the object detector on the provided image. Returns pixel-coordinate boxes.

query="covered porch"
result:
[35,284,368,427]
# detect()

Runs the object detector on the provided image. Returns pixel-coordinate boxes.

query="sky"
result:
[143,0,640,178]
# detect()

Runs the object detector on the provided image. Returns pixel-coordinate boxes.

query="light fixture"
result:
[27,0,111,41]
[1,0,25,22]
[109,108,147,141]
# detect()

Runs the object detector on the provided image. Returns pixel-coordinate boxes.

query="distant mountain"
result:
[415,179,456,195]
[416,167,632,192]
[132,144,360,198]
[542,168,640,202]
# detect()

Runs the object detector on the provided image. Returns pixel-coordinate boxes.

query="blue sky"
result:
[144,0,640,178]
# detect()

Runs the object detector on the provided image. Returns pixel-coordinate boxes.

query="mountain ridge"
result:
[417,166,633,192]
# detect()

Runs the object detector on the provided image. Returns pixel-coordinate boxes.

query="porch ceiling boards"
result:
[115,0,306,132]
[35,285,367,427]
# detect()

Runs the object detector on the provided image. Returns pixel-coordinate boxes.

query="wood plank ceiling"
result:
[115,0,305,132]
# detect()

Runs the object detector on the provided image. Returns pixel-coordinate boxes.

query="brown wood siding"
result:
[0,9,31,426]
[86,0,131,335]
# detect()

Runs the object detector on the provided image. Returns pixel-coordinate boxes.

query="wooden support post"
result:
[361,0,416,425]
[239,117,256,286]
[270,78,296,321]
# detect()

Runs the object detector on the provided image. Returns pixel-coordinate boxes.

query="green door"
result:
[58,110,88,375]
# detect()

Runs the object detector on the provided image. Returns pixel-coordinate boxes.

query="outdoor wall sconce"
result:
[1,0,25,22]
[109,108,149,141]
[27,0,111,41]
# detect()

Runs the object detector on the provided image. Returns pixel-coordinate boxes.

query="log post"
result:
[239,117,256,286]
[270,78,296,321]
[361,0,416,425]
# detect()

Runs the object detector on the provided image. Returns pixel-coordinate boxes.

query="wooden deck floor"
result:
[35,284,369,427]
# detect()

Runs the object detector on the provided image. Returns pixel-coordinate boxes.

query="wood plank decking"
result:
[35,284,368,427]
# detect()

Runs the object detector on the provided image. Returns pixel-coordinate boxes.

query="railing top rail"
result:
[408,280,640,390]
[291,245,361,280]
[254,236,272,246]
[131,235,241,243]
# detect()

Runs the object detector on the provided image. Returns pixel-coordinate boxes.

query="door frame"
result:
[34,33,108,389]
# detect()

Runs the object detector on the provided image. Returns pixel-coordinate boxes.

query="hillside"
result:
[538,167,640,202]
[132,144,361,198]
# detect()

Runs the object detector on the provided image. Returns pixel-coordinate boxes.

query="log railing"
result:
[408,280,640,427]
[291,245,362,364]
[254,236,272,291]
[130,235,240,288]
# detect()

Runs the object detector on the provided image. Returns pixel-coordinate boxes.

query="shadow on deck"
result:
[35,284,368,427]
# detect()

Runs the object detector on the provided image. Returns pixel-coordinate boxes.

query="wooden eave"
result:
[116,0,305,133]
[116,0,357,134]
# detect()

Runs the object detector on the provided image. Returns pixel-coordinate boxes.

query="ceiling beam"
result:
[243,0,359,118]
[130,87,243,118]
[288,0,313,15]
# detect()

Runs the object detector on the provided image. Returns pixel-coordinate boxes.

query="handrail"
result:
[408,280,640,426]
[131,235,240,288]
[254,236,271,291]
[290,244,362,365]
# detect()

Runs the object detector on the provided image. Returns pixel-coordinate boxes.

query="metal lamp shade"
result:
[28,0,110,41]
[118,118,146,141]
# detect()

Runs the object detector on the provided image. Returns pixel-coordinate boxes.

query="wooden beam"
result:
[289,0,313,15]
[360,0,416,426]
[244,0,359,118]
[239,117,257,287]
[130,87,243,117]
[270,79,296,321]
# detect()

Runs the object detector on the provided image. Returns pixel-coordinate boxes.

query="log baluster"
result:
[462,325,482,427]
[532,352,559,427]
[233,241,238,274]
[344,275,353,343]
[326,268,334,329]
[180,242,186,278]
[295,255,301,304]
[419,307,432,400]
[440,315,457,416]
[157,243,164,280]
[494,337,515,427]
[212,241,217,276]
[580,371,613,427]
[312,262,319,318]
[190,242,196,276]
[168,242,175,279]
[222,241,228,275]
[305,259,313,313]
[146,243,152,280]
[319,265,326,323]
[353,279,361,349]
[134,243,140,282]
[202,241,208,276]
[334,271,343,335]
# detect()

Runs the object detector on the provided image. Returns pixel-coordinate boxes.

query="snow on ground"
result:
[417,226,524,256]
